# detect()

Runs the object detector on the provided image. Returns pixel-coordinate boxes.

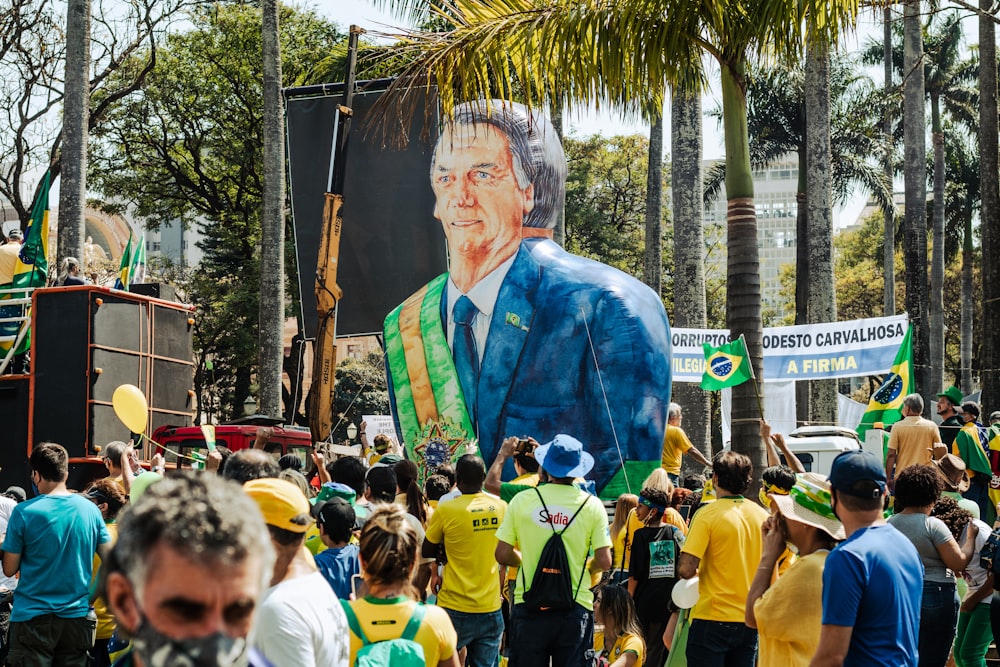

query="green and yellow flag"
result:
[856,324,913,440]
[701,335,753,391]
[13,171,49,290]
[0,170,50,356]
[116,232,133,290]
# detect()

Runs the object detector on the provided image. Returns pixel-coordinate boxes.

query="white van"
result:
[781,425,862,477]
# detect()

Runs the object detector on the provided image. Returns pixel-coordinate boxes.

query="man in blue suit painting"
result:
[383,100,672,497]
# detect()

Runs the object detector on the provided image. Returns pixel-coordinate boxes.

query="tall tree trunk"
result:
[883,5,896,316]
[671,85,710,466]
[794,144,809,425]
[961,213,973,393]
[549,94,565,247]
[903,0,930,406]
[721,60,765,478]
[805,40,837,425]
[929,95,945,392]
[979,0,1000,409]
[644,109,664,295]
[259,0,285,418]
[58,0,90,267]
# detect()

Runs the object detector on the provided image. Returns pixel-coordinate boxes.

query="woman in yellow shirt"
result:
[344,505,459,667]
[594,584,645,667]
[610,494,638,579]
[745,473,845,667]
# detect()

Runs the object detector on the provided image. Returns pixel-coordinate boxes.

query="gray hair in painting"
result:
[431,100,567,230]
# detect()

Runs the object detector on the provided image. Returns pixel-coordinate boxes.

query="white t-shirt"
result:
[0,495,18,591]
[254,571,349,666]
[962,519,993,604]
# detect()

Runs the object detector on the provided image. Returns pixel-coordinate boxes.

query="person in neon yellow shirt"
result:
[495,434,612,665]
[423,455,506,667]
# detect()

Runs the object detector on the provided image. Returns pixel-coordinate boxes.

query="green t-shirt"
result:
[495,483,611,610]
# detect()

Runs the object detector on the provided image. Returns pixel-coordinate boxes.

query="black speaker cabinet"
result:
[30,286,195,459]
[130,283,177,302]
[0,377,32,490]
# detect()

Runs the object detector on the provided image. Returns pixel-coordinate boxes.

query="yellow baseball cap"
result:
[244,478,312,533]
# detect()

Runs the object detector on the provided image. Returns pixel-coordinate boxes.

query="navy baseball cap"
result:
[829,450,886,499]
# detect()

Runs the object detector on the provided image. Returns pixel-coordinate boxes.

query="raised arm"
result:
[486,437,518,495]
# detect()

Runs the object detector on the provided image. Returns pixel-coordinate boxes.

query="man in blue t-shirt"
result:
[2,442,110,667]
[810,450,923,667]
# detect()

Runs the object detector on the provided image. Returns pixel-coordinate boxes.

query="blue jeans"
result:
[667,472,680,486]
[919,581,959,667]
[686,619,758,667]
[444,608,503,667]
[508,603,594,667]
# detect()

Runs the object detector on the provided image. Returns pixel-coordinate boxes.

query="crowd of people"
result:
[4,390,1000,667]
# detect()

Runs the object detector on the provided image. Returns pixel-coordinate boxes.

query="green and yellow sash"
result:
[384,274,479,479]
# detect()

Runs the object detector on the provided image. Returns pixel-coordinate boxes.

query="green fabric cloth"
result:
[955,423,992,477]
[954,602,992,667]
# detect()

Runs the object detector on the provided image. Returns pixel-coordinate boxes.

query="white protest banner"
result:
[672,314,909,383]
[362,414,398,442]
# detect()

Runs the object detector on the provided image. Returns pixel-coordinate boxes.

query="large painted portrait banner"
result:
[382,100,673,497]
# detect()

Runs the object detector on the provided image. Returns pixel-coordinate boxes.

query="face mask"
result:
[131,613,249,667]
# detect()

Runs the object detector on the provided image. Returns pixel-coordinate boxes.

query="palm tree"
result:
[864,12,976,397]
[942,127,979,392]
[979,1,1000,408]
[705,54,891,425]
[644,108,664,295]
[259,0,285,418]
[902,0,929,402]
[805,40,836,425]
[58,0,90,268]
[671,83,710,462]
[926,13,975,396]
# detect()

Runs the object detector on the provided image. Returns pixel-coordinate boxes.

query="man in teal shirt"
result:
[2,442,109,667]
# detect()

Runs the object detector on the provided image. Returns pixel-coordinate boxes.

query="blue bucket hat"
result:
[534,434,594,479]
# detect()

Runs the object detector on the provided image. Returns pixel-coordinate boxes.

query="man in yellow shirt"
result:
[679,450,769,667]
[661,403,710,485]
[424,455,506,667]
[884,393,941,491]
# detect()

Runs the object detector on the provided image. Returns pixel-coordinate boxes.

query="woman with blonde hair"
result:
[344,505,459,666]
[609,494,638,582]
[622,469,687,570]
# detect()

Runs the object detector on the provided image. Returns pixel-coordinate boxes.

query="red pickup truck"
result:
[152,416,314,469]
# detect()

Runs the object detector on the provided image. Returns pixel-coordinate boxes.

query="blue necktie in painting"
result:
[453,295,480,424]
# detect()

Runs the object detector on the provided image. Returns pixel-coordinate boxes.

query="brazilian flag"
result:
[701,336,753,391]
[856,324,913,440]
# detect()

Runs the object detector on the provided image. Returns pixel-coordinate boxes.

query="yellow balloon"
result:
[112,384,148,434]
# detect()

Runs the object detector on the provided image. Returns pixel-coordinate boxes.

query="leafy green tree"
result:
[563,134,653,277]
[331,351,390,443]
[91,5,344,419]
[0,0,188,229]
[865,12,975,397]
